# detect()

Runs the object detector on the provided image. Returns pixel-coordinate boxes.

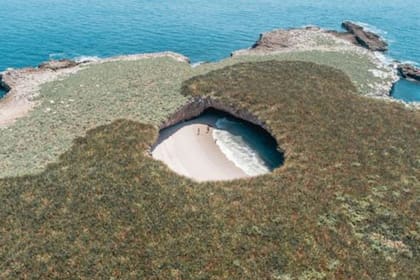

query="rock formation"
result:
[397,64,420,82]
[341,21,388,51]
[246,22,389,53]
[159,97,269,133]
[250,28,306,51]
[38,59,79,71]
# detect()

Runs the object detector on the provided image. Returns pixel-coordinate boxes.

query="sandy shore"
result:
[152,115,248,182]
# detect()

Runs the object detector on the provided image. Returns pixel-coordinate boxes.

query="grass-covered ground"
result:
[0,61,418,279]
[0,48,392,178]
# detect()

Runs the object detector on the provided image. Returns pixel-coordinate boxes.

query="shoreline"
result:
[152,114,249,182]
[0,52,190,127]
[1,24,419,128]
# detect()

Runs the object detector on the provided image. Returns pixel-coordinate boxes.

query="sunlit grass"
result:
[0,48,390,178]
[0,61,418,279]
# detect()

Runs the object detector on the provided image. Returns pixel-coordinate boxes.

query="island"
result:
[0,22,419,279]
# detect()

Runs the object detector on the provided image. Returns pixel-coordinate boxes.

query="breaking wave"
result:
[212,117,279,176]
[74,56,101,63]
[352,21,389,38]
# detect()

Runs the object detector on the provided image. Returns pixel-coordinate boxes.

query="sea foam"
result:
[352,21,389,37]
[212,118,271,176]
[74,56,101,63]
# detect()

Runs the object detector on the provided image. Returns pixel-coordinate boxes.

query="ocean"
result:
[212,114,284,176]
[0,0,419,101]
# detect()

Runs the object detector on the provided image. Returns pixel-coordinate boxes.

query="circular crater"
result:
[152,108,284,182]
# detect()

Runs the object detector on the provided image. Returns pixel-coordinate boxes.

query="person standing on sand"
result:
[206,125,210,134]
[197,128,200,136]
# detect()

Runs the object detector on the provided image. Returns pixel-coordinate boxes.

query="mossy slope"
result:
[0,61,418,279]
[1,48,391,178]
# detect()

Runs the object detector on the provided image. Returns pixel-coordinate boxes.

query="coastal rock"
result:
[397,64,420,82]
[325,30,358,45]
[236,26,339,55]
[251,29,298,51]
[341,21,388,51]
[38,59,79,71]
[159,97,269,133]
[239,22,389,55]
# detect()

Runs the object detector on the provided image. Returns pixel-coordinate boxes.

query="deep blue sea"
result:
[0,0,419,100]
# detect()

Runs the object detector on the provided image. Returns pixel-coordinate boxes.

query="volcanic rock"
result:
[38,59,79,71]
[342,21,388,51]
[398,64,420,82]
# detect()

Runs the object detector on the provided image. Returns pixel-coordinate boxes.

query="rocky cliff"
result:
[398,64,420,82]
[159,97,269,132]
[38,59,80,71]
[247,22,389,53]
[341,21,388,51]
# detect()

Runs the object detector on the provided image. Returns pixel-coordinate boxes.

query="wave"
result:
[191,61,207,68]
[374,52,396,66]
[399,60,419,67]
[74,56,101,63]
[212,118,271,176]
[48,53,101,63]
[351,21,389,38]
[49,52,67,60]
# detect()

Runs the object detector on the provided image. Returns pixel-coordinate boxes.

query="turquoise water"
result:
[0,0,419,100]
[202,109,284,176]
[213,114,284,176]
[392,79,420,102]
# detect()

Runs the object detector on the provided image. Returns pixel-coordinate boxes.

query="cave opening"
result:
[152,107,284,182]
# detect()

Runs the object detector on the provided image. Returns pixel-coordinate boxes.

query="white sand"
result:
[152,116,248,182]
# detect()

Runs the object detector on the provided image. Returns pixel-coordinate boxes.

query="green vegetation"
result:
[0,49,389,178]
[1,61,418,278]
[199,50,392,96]
[0,58,192,177]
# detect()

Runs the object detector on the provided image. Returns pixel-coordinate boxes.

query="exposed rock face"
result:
[250,28,307,51]
[244,26,338,54]
[159,97,269,133]
[242,22,389,55]
[341,21,388,51]
[325,30,358,45]
[38,59,79,71]
[398,64,420,82]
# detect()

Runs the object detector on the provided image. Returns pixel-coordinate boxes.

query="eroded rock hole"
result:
[152,108,284,182]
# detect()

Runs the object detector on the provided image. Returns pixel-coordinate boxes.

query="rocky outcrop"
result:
[240,22,389,55]
[38,59,79,71]
[159,97,269,132]
[244,26,338,54]
[341,21,388,51]
[397,64,420,82]
[250,28,310,51]
[325,29,358,45]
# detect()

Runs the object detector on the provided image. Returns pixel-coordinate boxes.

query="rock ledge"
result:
[341,21,388,51]
[397,64,420,82]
